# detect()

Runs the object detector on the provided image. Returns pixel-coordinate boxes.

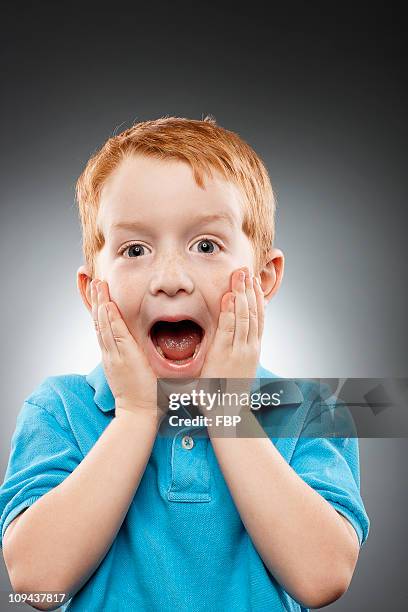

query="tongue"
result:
[152,320,202,360]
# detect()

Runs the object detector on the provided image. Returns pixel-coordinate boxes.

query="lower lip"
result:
[147,331,206,377]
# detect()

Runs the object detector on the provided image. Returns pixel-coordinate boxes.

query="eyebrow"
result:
[109,212,236,233]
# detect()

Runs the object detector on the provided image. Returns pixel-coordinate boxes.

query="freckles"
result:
[207,274,229,302]
[123,280,146,316]
[203,276,230,321]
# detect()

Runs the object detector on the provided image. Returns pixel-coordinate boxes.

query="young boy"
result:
[0,116,369,611]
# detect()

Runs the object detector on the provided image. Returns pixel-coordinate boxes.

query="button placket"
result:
[167,427,211,502]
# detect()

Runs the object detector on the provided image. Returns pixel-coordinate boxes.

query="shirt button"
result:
[181,435,194,450]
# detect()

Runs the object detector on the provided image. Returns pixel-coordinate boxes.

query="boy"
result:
[0,116,369,611]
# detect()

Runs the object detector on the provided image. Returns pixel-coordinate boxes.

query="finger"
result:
[91,279,106,353]
[216,292,236,349]
[98,279,112,303]
[245,272,258,345]
[91,279,99,331]
[98,300,120,357]
[254,276,265,340]
[106,301,135,356]
[233,269,249,347]
[96,281,120,357]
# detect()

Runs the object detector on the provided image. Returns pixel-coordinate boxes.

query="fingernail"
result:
[239,271,245,281]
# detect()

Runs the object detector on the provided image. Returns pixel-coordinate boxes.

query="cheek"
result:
[110,289,145,344]
[105,277,143,320]
[207,266,235,298]
[225,238,255,274]
[205,275,231,320]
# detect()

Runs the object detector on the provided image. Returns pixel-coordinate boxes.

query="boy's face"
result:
[78,154,283,378]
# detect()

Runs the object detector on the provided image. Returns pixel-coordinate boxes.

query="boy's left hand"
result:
[199,267,264,385]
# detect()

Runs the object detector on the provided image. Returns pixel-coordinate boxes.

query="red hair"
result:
[76,115,275,277]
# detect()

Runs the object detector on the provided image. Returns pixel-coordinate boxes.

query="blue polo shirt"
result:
[0,362,369,611]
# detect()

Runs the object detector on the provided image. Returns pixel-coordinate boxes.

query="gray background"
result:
[1,3,406,610]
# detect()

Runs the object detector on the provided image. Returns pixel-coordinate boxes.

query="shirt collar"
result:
[85,361,304,413]
[86,362,115,412]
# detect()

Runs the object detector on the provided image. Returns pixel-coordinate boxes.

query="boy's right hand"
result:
[91,279,163,424]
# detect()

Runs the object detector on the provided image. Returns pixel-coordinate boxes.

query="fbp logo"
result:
[214,415,242,427]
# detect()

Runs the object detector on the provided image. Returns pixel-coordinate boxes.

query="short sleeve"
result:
[0,400,83,550]
[290,390,370,547]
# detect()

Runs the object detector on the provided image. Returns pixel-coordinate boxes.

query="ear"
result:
[258,248,285,305]
[77,264,93,314]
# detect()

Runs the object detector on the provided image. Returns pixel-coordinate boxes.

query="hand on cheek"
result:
[200,267,264,382]
[90,278,162,422]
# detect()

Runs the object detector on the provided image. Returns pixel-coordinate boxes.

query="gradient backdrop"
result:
[1,3,406,610]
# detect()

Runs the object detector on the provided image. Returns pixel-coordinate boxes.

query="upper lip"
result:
[148,314,206,336]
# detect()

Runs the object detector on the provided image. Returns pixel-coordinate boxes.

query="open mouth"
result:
[149,319,205,365]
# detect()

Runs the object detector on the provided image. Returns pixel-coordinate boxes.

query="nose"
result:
[148,256,194,297]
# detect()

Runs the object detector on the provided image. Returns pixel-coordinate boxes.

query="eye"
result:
[119,242,150,258]
[192,238,222,255]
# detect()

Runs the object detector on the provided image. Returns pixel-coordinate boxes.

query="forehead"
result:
[97,154,244,235]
